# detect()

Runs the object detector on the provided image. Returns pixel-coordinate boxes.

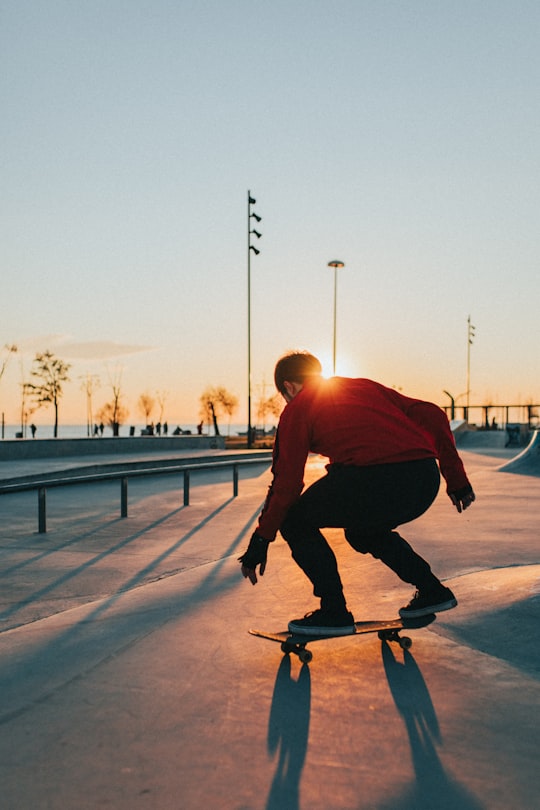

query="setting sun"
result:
[319,351,364,380]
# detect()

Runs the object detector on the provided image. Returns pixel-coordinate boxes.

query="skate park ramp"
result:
[498,429,540,476]
[452,425,514,458]
[434,565,540,678]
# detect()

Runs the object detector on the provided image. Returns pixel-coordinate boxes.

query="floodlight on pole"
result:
[247,191,262,448]
[466,315,476,419]
[328,260,345,375]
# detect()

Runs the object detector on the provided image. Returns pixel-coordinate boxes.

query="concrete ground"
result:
[0,440,538,809]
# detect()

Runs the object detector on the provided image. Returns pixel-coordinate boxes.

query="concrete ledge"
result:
[0,435,225,461]
[0,450,273,487]
[453,429,516,448]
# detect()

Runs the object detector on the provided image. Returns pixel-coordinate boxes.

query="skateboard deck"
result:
[249,614,436,663]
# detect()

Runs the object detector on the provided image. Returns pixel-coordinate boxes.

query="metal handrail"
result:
[0,457,271,534]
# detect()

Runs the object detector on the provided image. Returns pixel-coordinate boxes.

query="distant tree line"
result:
[2,347,282,438]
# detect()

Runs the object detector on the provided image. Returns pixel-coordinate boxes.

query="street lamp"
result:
[466,315,476,420]
[328,260,345,375]
[247,191,262,448]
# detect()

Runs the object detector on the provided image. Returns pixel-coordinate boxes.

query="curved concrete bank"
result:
[433,565,540,677]
[499,429,540,476]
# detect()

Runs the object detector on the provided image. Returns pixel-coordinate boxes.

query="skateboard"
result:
[249,614,436,663]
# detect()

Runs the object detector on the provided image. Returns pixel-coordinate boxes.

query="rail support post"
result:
[38,487,47,534]
[233,463,239,497]
[183,470,190,506]
[121,477,128,517]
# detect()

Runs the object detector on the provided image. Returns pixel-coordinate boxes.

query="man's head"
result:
[274,351,322,400]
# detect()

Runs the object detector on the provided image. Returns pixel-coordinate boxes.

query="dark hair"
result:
[274,351,322,395]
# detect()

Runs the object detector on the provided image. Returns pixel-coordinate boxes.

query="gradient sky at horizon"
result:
[2,1,539,429]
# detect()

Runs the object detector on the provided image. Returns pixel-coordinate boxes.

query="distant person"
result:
[30,423,37,438]
[163,422,168,435]
[173,426,182,435]
[99,422,104,437]
[93,424,99,437]
[239,351,475,635]
[197,421,203,435]
[156,422,161,436]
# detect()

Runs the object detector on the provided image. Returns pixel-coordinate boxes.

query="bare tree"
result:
[79,373,100,437]
[0,343,17,383]
[257,392,282,433]
[26,350,71,437]
[20,380,36,438]
[0,344,17,438]
[199,386,238,436]
[101,365,127,436]
[138,391,156,425]
[96,400,129,435]
[156,389,168,424]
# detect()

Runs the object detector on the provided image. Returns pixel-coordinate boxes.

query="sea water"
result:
[1,423,252,440]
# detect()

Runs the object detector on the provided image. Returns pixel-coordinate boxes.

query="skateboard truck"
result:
[280,627,412,663]
[249,615,436,663]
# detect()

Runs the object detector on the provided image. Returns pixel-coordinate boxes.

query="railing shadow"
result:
[0,515,127,578]
[0,484,266,628]
[378,642,484,809]
[0,504,190,625]
[266,655,311,810]
[0,500,264,725]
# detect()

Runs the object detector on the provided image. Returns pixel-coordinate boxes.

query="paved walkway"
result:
[0,445,271,484]
[0,443,538,809]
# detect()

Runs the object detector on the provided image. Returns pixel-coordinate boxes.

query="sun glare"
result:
[319,352,334,379]
[318,351,362,379]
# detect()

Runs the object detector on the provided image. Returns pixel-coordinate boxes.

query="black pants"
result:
[280,458,441,611]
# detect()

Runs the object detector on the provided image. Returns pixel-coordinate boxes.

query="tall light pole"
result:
[466,314,475,419]
[247,191,262,448]
[328,260,345,375]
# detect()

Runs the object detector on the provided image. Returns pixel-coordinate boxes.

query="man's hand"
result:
[238,532,270,585]
[449,484,476,513]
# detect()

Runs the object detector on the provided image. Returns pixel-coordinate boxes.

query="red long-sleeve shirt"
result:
[256,376,470,541]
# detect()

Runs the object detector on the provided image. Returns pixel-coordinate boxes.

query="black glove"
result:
[238,532,270,584]
[449,483,475,513]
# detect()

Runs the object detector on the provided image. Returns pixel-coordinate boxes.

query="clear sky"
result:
[1,0,539,429]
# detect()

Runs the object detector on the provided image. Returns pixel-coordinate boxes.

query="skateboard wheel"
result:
[399,636,412,650]
[299,649,313,664]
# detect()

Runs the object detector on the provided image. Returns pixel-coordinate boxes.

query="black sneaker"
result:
[288,608,355,636]
[399,585,457,619]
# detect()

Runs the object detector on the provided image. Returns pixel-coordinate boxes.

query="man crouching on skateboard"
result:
[239,350,475,636]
